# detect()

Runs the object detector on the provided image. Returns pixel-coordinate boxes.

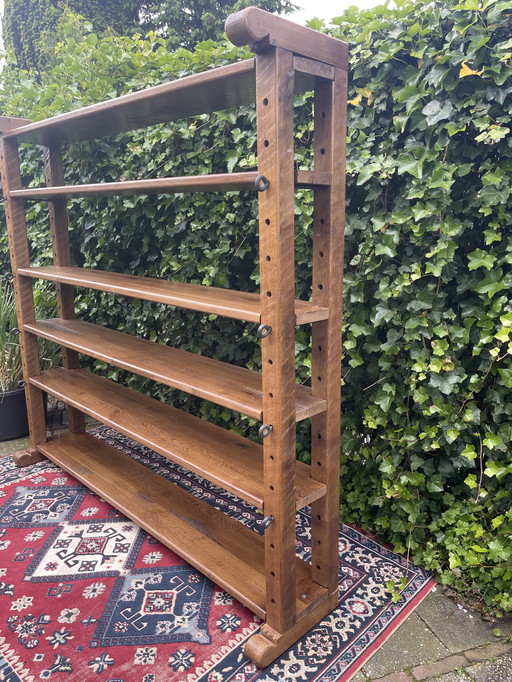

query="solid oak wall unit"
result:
[0,7,348,666]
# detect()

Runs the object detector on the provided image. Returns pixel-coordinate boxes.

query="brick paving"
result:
[353,586,512,682]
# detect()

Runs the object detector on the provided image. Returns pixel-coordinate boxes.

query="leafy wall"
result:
[0,0,511,612]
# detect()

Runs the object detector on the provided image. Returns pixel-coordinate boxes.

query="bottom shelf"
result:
[37,431,326,620]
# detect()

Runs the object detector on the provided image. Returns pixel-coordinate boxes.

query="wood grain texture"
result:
[225,7,348,70]
[18,266,329,325]
[43,143,85,434]
[12,449,46,467]
[310,67,347,592]
[4,60,256,145]
[37,431,326,619]
[0,117,32,132]
[25,318,326,421]
[11,172,259,199]
[244,588,338,667]
[256,47,298,633]
[31,367,326,509]
[11,169,329,198]
[0,136,46,450]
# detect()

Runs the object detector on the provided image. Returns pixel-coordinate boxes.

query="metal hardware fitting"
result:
[17,380,26,389]
[256,323,272,339]
[255,174,270,192]
[261,515,274,529]
[12,327,20,336]
[258,424,273,439]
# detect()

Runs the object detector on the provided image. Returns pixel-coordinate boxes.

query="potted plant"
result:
[0,278,57,441]
[0,277,28,440]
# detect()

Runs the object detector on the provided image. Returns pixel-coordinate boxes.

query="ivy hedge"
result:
[0,0,511,613]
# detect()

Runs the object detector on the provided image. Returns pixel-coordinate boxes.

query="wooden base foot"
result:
[244,589,339,667]
[13,448,46,467]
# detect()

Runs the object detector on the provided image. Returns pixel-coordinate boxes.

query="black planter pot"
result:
[0,387,29,441]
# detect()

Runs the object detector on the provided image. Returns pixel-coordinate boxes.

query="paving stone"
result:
[422,672,473,682]
[359,613,450,679]
[412,654,467,680]
[465,654,512,682]
[416,592,497,654]
[372,673,412,682]
[465,642,512,662]
[350,672,369,682]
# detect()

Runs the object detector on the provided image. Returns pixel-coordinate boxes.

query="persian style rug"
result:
[0,426,434,682]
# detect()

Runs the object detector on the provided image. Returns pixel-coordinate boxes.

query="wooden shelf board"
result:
[10,172,260,199]
[11,170,330,199]
[31,367,325,509]
[25,318,326,421]
[4,60,256,145]
[37,431,326,618]
[18,266,328,325]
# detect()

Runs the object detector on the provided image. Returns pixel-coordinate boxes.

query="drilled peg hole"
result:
[266,255,271,261]
[317,376,322,382]
[317,433,322,439]
[317,514,322,520]
[270,543,275,549]
[269,455,274,461]
[268,392,273,398]
[270,571,275,577]
[321,111,326,119]
[318,284,323,290]
[263,139,270,147]
[320,218,325,225]
[271,598,276,604]
[320,148,325,155]
[265,218,270,225]
[317,345,323,351]
[316,461,322,467]
[263,98,269,106]
[266,290,272,297]
[319,251,324,257]
[269,485,274,491]
[317,539,322,545]
[267,359,273,365]
[316,565,321,570]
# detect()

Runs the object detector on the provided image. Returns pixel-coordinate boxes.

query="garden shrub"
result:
[0,0,510,612]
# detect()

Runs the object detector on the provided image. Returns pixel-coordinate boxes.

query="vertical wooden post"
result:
[255,46,297,635]
[43,144,85,434]
[310,67,347,592]
[0,124,46,464]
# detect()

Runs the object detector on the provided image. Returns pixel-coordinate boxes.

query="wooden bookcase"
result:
[0,8,347,666]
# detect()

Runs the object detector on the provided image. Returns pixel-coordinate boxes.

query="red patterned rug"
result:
[0,426,434,681]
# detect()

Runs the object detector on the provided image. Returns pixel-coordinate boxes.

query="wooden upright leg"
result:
[43,145,85,434]
[310,69,347,591]
[0,130,48,466]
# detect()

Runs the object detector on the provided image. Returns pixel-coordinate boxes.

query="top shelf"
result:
[4,60,256,146]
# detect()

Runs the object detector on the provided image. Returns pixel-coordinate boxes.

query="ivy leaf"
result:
[397,153,423,179]
[429,372,463,395]
[459,61,483,77]
[467,249,496,271]
[422,100,454,125]
[474,269,507,298]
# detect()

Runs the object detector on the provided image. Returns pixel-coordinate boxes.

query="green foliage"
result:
[325,0,512,613]
[0,279,23,392]
[0,0,511,613]
[2,0,143,72]
[140,0,297,49]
